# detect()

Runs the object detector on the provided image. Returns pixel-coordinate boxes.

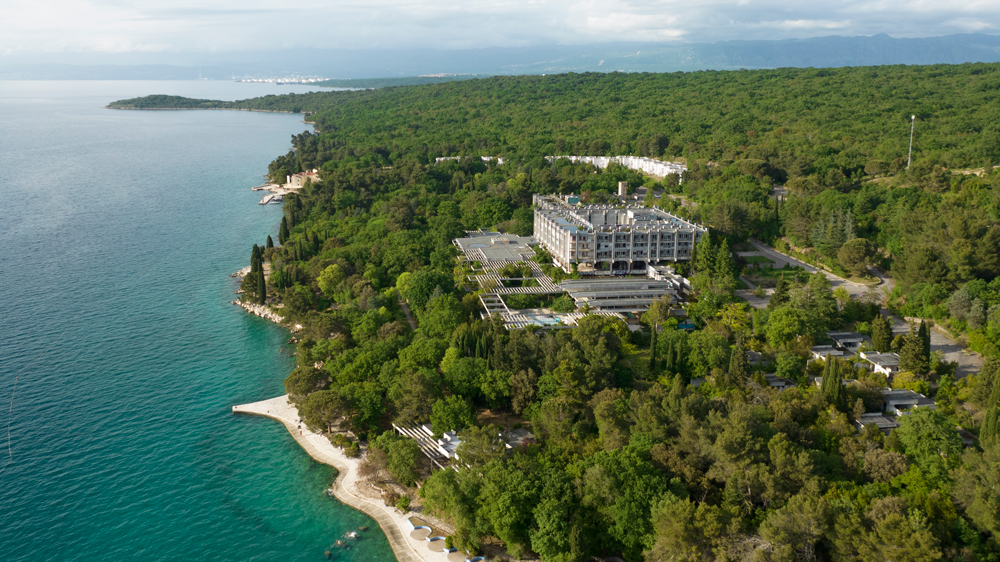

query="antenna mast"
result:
[907,115,915,169]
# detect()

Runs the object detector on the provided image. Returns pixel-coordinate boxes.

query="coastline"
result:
[232,299,286,325]
[232,396,446,562]
[105,106,311,116]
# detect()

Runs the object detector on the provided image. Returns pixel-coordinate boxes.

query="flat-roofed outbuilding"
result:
[882,388,936,415]
[861,351,901,377]
[827,331,871,351]
[855,413,900,435]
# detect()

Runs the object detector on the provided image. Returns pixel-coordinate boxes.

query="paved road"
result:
[742,239,881,299]
[888,315,984,379]
[735,240,983,378]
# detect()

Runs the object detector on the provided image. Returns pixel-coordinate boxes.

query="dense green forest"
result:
[112,63,1000,172]
[159,63,1000,561]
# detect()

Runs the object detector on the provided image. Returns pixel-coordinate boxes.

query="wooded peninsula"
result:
[113,63,1000,562]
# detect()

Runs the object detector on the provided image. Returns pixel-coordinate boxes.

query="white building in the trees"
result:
[533,194,707,273]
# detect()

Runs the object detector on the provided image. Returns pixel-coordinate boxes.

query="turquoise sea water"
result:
[0,81,394,562]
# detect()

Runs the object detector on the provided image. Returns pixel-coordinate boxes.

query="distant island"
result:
[106,92,340,114]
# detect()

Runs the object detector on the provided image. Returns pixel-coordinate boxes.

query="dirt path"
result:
[399,299,418,331]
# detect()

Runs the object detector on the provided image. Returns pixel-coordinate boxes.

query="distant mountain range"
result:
[3,33,1000,80]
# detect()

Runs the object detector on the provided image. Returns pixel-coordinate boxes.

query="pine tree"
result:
[899,331,929,375]
[715,244,734,280]
[694,235,715,274]
[872,313,892,352]
[726,342,750,388]
[769,275,790,309]
[266,235,274,249]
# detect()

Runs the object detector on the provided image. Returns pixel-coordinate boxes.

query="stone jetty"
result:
[232,300,284,324]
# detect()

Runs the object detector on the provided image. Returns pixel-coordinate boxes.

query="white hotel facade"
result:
[533,194,707,273]
[545,155,687,178]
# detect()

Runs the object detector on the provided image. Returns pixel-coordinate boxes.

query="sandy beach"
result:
[232,395,456,562]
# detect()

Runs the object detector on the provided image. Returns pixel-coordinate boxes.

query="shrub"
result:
[383,489,400,507]
[396,495,411,511]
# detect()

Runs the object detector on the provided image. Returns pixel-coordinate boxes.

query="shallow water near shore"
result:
[0,81,394,562]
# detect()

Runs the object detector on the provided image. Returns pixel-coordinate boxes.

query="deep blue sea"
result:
[0,81,393,562]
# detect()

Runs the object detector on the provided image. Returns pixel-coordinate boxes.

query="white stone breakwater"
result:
[232,300,285,324]
[230,266,251,279]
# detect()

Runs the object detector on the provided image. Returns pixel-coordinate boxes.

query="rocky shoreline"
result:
[231,299,285,324]
[230,266,251,279]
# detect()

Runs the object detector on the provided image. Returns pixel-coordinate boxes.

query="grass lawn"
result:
[744,266,809,288]
[743,255,775,264]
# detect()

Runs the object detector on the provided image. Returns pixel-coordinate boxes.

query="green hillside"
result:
[117,63,1000,561]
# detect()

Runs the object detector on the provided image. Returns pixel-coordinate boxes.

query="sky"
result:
[2,0,999,55]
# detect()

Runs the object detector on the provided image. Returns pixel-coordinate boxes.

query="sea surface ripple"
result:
[0,81,393,562]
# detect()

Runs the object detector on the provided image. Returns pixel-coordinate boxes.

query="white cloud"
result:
[1,0,998,53]
[771,20,852,30]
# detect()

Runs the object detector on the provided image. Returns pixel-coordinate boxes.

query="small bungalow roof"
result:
[828,331,870,344]
[862,352,900,368]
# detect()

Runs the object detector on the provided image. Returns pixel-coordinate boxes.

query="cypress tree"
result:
[823,358,844,409]
[649,320,658,375]
[266,235,274,249]
[675,341,685,380]
[918,321,931,364]
[257,269,267,304]
[981,379,1000,447]
[279,216,290,245]
[664,339,675,374]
